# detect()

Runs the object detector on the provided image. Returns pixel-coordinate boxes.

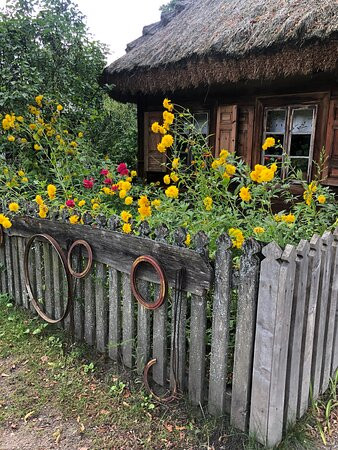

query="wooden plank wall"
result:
[0,217,337,449]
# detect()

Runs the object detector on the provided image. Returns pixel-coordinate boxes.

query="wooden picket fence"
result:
[0,215,337,448]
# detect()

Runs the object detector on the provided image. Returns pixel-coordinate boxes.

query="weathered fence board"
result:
[122,272,134,368]
[108,267,121,361]
[312,232,333,399]
[18,237,29,309]
[136,281,151,374]
[4,233,14,300]
[208,234,232,415]
[188,293,207,405]
[11,236,21,306]
[84,269,95,345]
[95,263,108,353]
[285,240,309,425]
[42,242,54,318]
[231,238,261,430]
[0,236,6,293]
[152,284,168,386]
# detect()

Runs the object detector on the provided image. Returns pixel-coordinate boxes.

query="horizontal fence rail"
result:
[0,215,337,448]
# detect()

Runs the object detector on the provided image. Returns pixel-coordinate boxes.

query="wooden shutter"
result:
[324,99,338,185]
[144,112,167,173]
[237,106,254,165]
[215,105,238,157]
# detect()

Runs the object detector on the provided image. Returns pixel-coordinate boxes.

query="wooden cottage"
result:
[102,0,338,187]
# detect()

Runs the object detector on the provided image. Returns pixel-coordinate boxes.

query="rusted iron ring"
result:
[0,225,3,247]
[143,358,177,403]
[67,239,93,279]
[24,233,72,324]
[130,255,167,310]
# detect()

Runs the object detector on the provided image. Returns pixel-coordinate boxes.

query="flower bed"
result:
[0,96,336,254]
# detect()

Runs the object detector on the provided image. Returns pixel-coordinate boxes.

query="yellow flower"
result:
[151,122,160,133]
[92,203,100,210]
[0,214,12,228]
[225,164,236,176]
[35,195,44,206]
[39,204,48,219]
[211,159,221,170]
[219,149,229,159]
[18,170,25,177]
[163,174,171,185]
[22,177,28,183]
[161,134,174,148]
[253,227,265,234]
[163,110,174,125]
[239,187,251,202]
[35,95,43,106]
[120,210,132,222]
[203,196,213,211]
[151,199,161,209]
[56,104,63,111]
[308,181,317,193]
[317,195,326,204]
[9,202,19,212]
[7,135,15,142]
[281,213,296,224]
[163,98,174,111]
[70,141,77,148]
[78,132,83,138]
[274,214,282,222]
[119,189,127,199]
[170,172,179,183]
[157,142,166,153]
[138,196,150,207]
[125,196,133,205]
[185,233,191,246]
[34,143,41,151]
[78,200,86,207]
[250,164,275,183]
[69,215,79,224]
[262,137,276,151]
[16,116,24,123]
[29,123,37,130]
[20,138,27,143]
[122,223,132,234]
[47,184,56,200]
[131,170,137,177]
[138,205,152,219]
[28,105,38,115]
[228,228,244,249]
[172,158,179,170]
[102,187,112,195]
[165,185,179,199]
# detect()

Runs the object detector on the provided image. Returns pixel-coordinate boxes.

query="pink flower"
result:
[83,178,94,189]
[66,199,75,208]
[111,184,118,192]
[104,178,112,185]
[117,163,129,176]
[100,169,109,176]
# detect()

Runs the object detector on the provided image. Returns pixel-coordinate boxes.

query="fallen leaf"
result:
[164,423,173,432]
[53,429,62,445]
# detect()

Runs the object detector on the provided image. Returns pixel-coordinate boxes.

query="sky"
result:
[0,0,165,63]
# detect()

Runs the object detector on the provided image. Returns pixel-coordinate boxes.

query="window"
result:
[262,106,317,180]
[193,112,209,137]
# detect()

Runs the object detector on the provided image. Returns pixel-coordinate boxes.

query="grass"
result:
[0,293,331,449]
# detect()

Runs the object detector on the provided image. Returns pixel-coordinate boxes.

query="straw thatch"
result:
[103,0,338,99]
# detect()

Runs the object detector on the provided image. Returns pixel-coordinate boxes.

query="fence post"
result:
[208,233,232,415]
[298,234,322,416]
[331,228,338,376]
[231,238,261,430]
[285,239,309,425]
[250,242,297,447]
[311,231,333,399]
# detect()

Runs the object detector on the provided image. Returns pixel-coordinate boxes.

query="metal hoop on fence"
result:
[130,255,167,310]
[24,233,73,324]
[67,239,93,279]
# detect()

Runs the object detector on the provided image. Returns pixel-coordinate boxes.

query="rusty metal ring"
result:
[0,225,3,247]
[67,239,93,279]
[24,233,73,324]
[143,359,177,403]
[130,255,167,310]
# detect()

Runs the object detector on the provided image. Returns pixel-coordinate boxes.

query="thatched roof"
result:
[102,0,338,100]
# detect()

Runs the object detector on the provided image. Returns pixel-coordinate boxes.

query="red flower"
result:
[100,169,109,176]
[111,184,118,192]
[83,178,94,189]
[104,178,112,185]
[66,199,75,208]
[117,163,129,176]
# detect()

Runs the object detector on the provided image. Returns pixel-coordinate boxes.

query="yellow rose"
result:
[163,174,171,185]
[125,196,133,205]
[9,202,19,212]
[122,223,132,234]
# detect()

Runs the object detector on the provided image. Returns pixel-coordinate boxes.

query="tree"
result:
[0,0,107,117]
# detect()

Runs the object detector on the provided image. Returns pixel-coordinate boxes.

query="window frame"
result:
[261,104,318,181]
